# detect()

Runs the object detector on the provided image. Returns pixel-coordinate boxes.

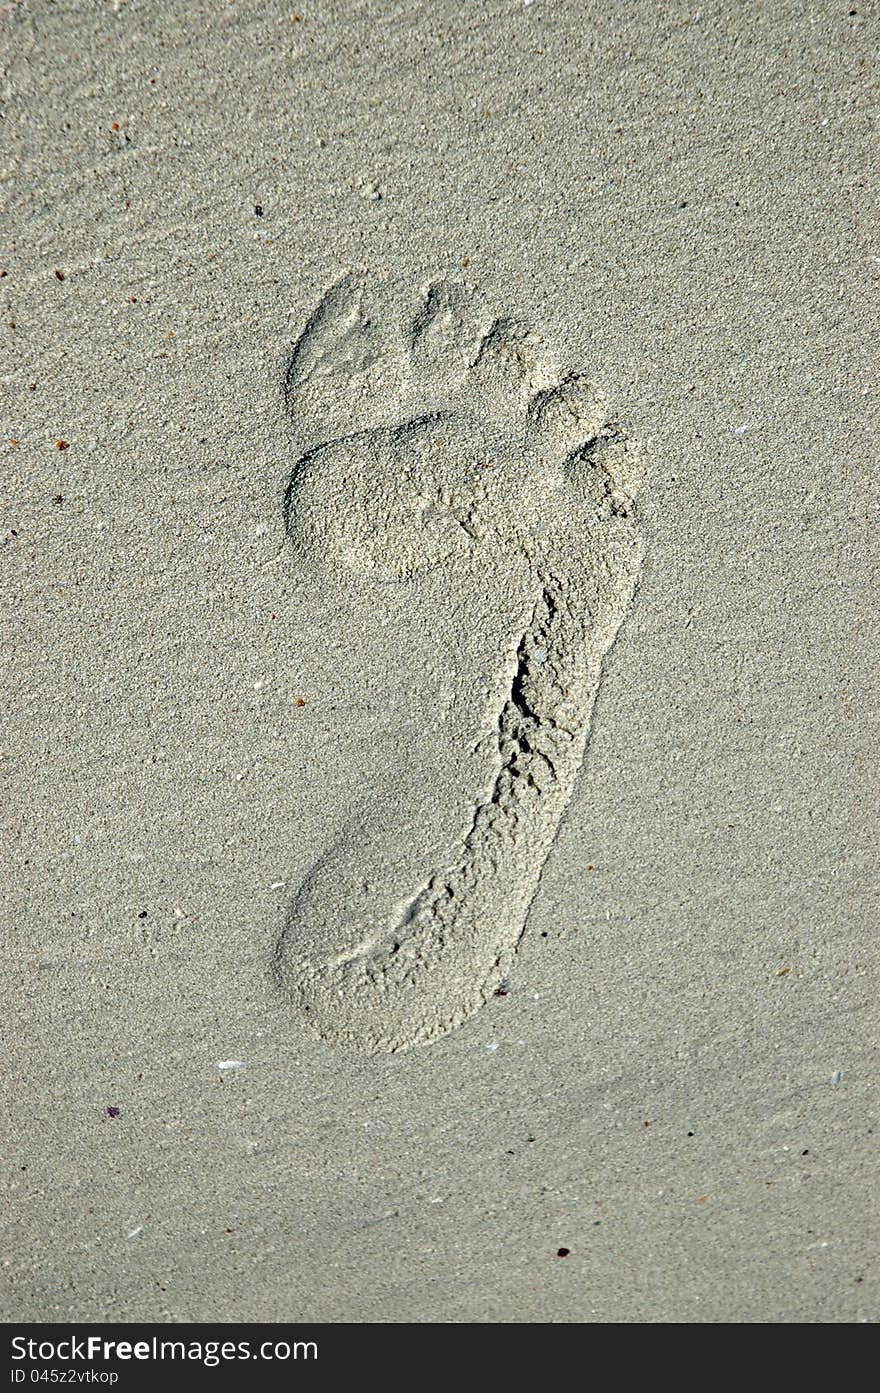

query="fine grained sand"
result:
[2,0,877,1323]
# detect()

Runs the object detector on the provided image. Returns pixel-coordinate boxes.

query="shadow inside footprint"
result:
[275,274,645,1053]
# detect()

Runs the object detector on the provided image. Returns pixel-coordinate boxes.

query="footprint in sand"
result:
[275,274,645,1053]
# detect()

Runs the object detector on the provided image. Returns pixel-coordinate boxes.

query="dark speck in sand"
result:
[106,1106,120,1118]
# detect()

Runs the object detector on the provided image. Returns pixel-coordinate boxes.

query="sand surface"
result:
[2,0,877,1322]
